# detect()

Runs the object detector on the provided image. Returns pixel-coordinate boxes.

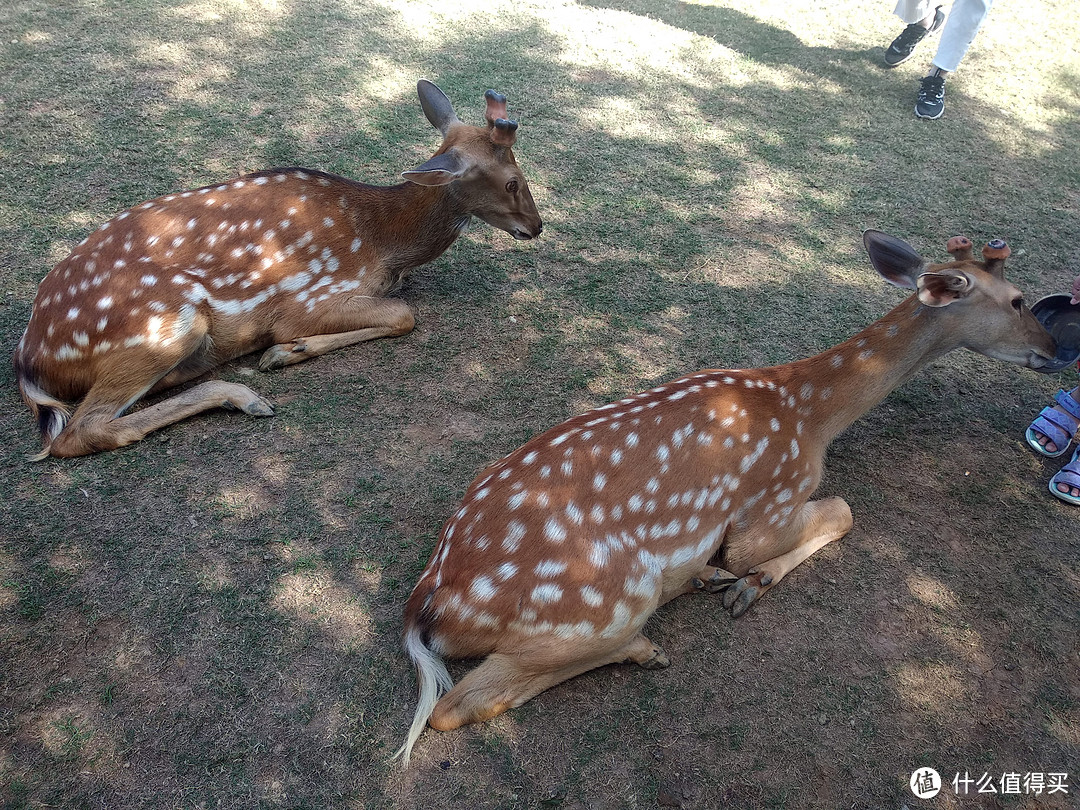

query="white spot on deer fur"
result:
[351,238,363,253]
[146,235,159,246]
[544,517,567,543]
[469,576,498,602]
[72,331,89,347]
[790,438,800,458]
[55,345,81,361]
[566,502,584,525]
[576,586,603,609]
[628,494,644,513]
[770,418,781,432]
[507,491,528,510]
[600,601,633,639]
[589,541,610,568]
[859,349,874,361]
[625,432,639,448]
[66,307,80,320]
[646,477,660,494]
[280,271,312,292]
[551,431,575,447]
[590,504,605,523]
[560,460,573,477]
[624,570,656,599]
[96,296,113,310]
[522,451,538,465]
[96,317,108,331]
[503,521,527,552]
[496,562,518,581]
[831,354,843,368]
[535,560,568,577]
[322,217,335,228]
[592,472,607,492]
[656,444,670,462]
[800,383,814,400]
[532,583,563,604]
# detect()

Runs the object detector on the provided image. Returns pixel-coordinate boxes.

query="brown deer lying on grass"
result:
[14,80,542,459]
[393,230,1056,766]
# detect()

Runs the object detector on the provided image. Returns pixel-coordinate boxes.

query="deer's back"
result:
[409,369,822,659]
[16,169,394,398]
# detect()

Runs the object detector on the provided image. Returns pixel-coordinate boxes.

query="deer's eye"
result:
[506,179,519,194]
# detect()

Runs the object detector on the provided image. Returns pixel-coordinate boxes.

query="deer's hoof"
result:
[243,397,275,417]
[693,568,738,594]
[723,574,770,618]
[639,648,671,670]
[258,344,299,371]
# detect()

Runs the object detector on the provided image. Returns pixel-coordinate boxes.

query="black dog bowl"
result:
[1031,294,1080,373]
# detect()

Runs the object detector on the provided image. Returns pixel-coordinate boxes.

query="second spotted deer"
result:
[14,80,541,459]
[394,230,1056,766]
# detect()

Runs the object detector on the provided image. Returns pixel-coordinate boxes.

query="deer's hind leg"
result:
[429,633,669,732]
[258,296,415,370]
[712,496,854,618]
[45,328,273,458]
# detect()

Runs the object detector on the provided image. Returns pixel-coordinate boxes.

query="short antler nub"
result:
[982,238,1010,277]
[484,90,519,146]
[946,235,974,260]
[484,90,508,125]
[983,239,1010,260]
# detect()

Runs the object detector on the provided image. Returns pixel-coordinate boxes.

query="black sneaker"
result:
[915,74,946,119]
[883,6,945,67]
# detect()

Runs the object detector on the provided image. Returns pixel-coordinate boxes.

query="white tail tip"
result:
[390,627,453,768]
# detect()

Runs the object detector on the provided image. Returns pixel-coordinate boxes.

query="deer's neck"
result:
[357,182,472,273]
[778,296,955,445]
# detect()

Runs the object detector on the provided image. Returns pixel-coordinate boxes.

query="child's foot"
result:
[1050,449,1080,504]
[1026,387,1080,456]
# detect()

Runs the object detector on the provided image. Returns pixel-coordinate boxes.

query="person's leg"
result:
[930,0,993,72]
[885,1,946,67]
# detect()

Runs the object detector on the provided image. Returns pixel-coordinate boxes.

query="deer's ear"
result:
[917,270,974,307]
[402,150,472,186]
[864,230,927,290]
[417,79,461,137]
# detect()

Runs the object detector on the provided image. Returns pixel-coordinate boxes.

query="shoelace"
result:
[919,75,945,100]
[893,24,929,49]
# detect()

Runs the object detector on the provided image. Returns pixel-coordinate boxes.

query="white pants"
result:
[893,0,993,72]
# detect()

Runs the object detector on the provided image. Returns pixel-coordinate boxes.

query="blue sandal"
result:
[1026,389,1080,458]
[1049,448,1080,506]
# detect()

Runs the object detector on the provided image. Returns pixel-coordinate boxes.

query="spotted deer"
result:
[393,230,1056,766]
[14,80,542,459]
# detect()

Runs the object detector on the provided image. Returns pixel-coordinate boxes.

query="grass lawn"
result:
[1,1,1078,808]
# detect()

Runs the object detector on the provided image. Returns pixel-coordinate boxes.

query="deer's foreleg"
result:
[259,296,415,370]
[710,496,853,617]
